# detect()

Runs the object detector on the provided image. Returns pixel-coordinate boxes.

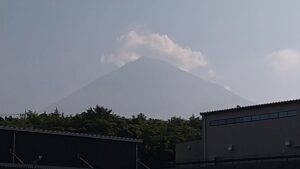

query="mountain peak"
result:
[44,57,251,119]
[121,57,177,71]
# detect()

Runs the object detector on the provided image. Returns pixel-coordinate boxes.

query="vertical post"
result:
[203,115,207,162]
[12,131,16,163]
[136,143,138,169]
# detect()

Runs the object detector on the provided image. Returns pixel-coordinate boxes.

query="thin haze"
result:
[1,0,300,113]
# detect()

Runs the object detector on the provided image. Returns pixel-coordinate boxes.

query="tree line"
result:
[0,105,202,169]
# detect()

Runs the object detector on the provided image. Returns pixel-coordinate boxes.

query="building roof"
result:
[200,99,300,116]
[0,125,142,143]
[0,163,89,169]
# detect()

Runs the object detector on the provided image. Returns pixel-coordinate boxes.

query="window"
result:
[278,111,288,118]
[287,111,297,117]
[218,119,226,125]
[235,117,244,123]
[269,113,278,119]
[251,115,260,121]
[243,116,251,122]
[226,118,236,124]
[210,120,219,126]
[260,114,269,120]
[209,110,297,126]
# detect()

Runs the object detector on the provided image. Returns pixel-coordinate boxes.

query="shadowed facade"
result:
[0,126,142,169]
[177,99,300,169]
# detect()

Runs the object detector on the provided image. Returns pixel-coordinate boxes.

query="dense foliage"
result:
[0,106,202,169]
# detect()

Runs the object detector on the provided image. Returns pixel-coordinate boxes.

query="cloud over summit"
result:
[101,31,208,72]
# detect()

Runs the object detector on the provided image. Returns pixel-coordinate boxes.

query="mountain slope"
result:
[44,57,251,119]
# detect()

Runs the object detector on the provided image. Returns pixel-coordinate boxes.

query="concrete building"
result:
[201,99,300,161]
[176,140,203,169]
[0,126,142,169]
[176,99,300,168]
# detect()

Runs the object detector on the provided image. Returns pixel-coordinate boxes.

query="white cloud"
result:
[268,49,300,73]
[101,30,208,72]
[224,85,232,91]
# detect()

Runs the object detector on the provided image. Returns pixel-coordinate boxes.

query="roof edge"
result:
[0,125,142,143]
[200,99,300,116]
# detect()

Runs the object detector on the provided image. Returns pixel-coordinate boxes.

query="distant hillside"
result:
[44,57,251,119]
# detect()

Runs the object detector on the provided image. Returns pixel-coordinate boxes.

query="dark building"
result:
[201,99,300,161]
[0,126,142,169]
[176,99,300,169]
[176,140,203,169]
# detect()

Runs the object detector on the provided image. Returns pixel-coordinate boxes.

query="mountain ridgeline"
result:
[44,57,251,119]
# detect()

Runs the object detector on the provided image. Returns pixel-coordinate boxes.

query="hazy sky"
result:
[1,0,300,114]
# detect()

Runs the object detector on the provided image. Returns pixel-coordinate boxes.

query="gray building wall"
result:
[202,101,300,160]
[176,140,203,169]
[176,140,203,163]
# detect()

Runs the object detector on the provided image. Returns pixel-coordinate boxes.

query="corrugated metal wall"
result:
[0,130,13,163]
[0,129,137,169]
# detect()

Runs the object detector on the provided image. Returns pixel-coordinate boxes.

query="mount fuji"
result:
[44,57,251,119]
